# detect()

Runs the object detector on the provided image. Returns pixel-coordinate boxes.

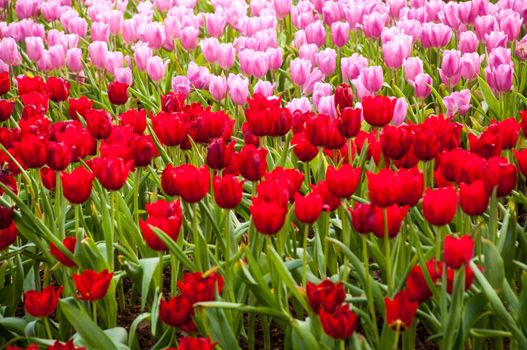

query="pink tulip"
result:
[413,73,432,99]
[165,16,181,41]
[485,64,513,95]
[313,82,333,107]
[146,56,166,82]
[315,48,337,76]
[357,66,383,93]
[25,36,44,62]
[363,12,387,39]
[206,13,226,38]
[305,21,326,47]
[0,38,22,66]
[302,68,324,95]
[290,58,312,86]
[217,43,235,70]
[172,76,191,97]
[209,75,228,101]
[105,51,124,75]
[460,53,483,82]
[484,31,508,51]
[474,15,498,41]
[341,53,368,81]
[254,80,275,98]
[66,48,83,72]
[123,20,138,43]
[134,45,152,72]
[458,31,479,53]
[273,0,291,19]
[331,22,349,47]
[227,73,249,105]
[187,62,211,89]
[438,3,461,30]
[499,10,523,41]
[317,95,337,118]
[286,97,311,113]
[382,35,412,69]
[421,23,452,48]
[114,67,133,86]
[392,97,408,126]
[15,0,40,19]
[299,44,318,65]
[443,89,471,116]
[201,37,219,64]
[387,0,406,18]
[322,1,341,25]
[88,41,108,70]
[266,48,283,71]
[180,26,199,51]
[439,49,462,88]
[403,57,423,83]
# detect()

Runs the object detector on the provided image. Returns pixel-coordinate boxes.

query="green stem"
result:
[302,224,309,286]
[43,317,53,339]
[384,208,392,294]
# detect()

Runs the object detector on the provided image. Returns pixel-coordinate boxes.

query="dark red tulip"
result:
[265,167,304,200]
[73,269,113,301]
[17,134,48,168]
[0,72,10,95]
[249,197,287,235]
[367,169,399,207]
[174,337,217,350]
[40,167,56,191]
[292,132,319,162]
[413,128,440,161]
[362,95,396,128]
[24,285,63,318]
[326,165,361,199]
[444,235,474,269]
[94,156,133,191]
[446,265,476,293]
[133,135,157,167]
[119,109,147,134]
[20,92,49,118]
[160,295,194,328]
[206,138,236,170]
[337,107,361,139]
[140,199,182,251]
[242,121,260,146]
[371,204,408,238]
[0,99,14,121]
[85,109,113,140]
[178,271,224,304]
[305,114,345,149]
[319,304,358,340]
[422,187,458,226]
[306,279,346,314]
[0,206,13,229]
[311,180,341,211]
[47,142,73,171]
[256,179,290,210]
[422,114,462,151]
[238,145,267,181]
[61,167,94,204]
[405,260,442,302]
[50,236,77,268]
[46,77,70,102]
[161,164,210,203]
[515,149,527,177]
[186,108,234,144]
[483,156,517,197]
[108,81,129,105]
[152,111,188,147]
[0,222,18,250]
[469,131,502,159]
[245,94,291,137]
[161,91,185,113]
[396,168,424,207]
[17,75,46,95]
[47,340,86,350]
[488,118,519,149]
[459,180,489,216]
[385,291,419,331]
[350,203,374,234]
[334,83,354,114]
[382,125,413,160]
[213,175,243,209]
[294,192,323,224]
[68,96,93,120]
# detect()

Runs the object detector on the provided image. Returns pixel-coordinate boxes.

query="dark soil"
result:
[239,314,285,350]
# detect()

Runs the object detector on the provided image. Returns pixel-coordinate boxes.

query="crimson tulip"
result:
[50,236,77,268]
[488,118,519,149]
[17,75,46,95]
[85,109,113,140]
[385,291,419,331]
[337,107,361,139]
[444,235,474,269]
[468,131,503,159]
[73,269,113,301]
[161,164,210,202]
[459,180,489,216]
[334,83,354,114]
[94,156,133,191]
[47,142,73,171]
[326,165,361,198]
[405,260,442,303]
[265,167,304,200]
[24,285,63,318]
[371,204,408,238]
[0,72,10,95]
[292,132,319,162]
[0,222,17,250]
[0,99,14,121]
[61,167,94,204]
[381,125,413,160]
[160,295,194,328]
[161,91,185,113]
[319,304,358,339]
[17,134,48,168]
[119,109,147,134]
[173,337,217,350]
[305,114,345,149]
[152,111,188,147]
[46,77,70,102]
[306,279,346,314]
[213,175,243,209]
[108,81,129,105]
[238,145,268,181]
[483,157,517,197]
[294,192,323,224]
[47,340,86,350]
[40,167,56,191]
[367,169,399,207]
[0,206,13,230]
[362,95,396,127]
[140,199,182,251]
[245,94,291,137]
[249,197,287,235]
[422,187,458,226]
[413,128,440,161]
[311,180,341,211]
[177,271,224,304]
[68,96,93,120]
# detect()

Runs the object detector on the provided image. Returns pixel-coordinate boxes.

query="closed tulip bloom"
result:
[294,192,323,224]
[0,100,14,121]
[160,295,194,328]
[363,12,386,39]
[336,107,361,138]
[213,175,243,209]
[483,156,517,197]
[24,286,63,318]
[0,206,13,230]
[382,125,413,160]
[326,165,361,198]
[17,134,48,169]
[319,305,358,340]
[439,50,462,88]
[180,26,199,51]
[403,57,423,83]
[460,53,482,81]
[0,222,18,251]
[485,63,513,95]
[50,236,77,268]
[458,31,479,53]
[108,81,129,105]
[40,167,56,191]
[0,72,9,96]
[422,187,458,226]
[413,73,432,99]
[306,279,346,314]
[331,22,349,47]
[205,13,226,37]
[362,95,396,128]
[88,41,108,70]
[290,58,312,86]
[370,204,408,238]
[515,149,527,177]
[161,164,210,203]
[66,48,83,73]
[444,235,474,269]
[47,142,72,171]
[73,269,113,301]
[85,109,113,139]
[405,260,442,302]
[227,74,249,105]
[25,36,45,62]
[315,48,337,76]
[383,37,412,69]
[385,291,419,331]
[152,111,188,146]
[341,54,368,82]
[0,38,21,66]
[45,77,70,102]
[421,23,452,48]
[68,96,93,120]
[94,156,133,191]
[249,197,287,235]
[146,56,166,82]
[292,132,319,162]
[443,89,471,116]
[356,66,384,94]
[61,167,94,204]
[140,199,183,251]
[238,145,268,181]
[305,21,326,47]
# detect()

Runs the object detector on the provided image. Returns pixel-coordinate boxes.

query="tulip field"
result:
[3,0,527,349]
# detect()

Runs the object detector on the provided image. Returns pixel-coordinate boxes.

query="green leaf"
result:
[478,76,500,117]
[59,298,120,350]
[291,319,320,349]
[138,258,160,310]
[482,239,505,289]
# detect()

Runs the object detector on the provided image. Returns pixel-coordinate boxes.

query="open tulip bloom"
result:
[1,0,527,349]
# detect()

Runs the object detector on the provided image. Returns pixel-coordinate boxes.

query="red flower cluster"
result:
[245,94,292,137]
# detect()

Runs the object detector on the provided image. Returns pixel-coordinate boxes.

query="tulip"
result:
[40,167,57,191]
[161,164,210,203]
[485,63,513,95]
[0,38,22,66]
[73,269,113,301]
[61,167,94,204]
[341,54,368,82]
[362,95,396,128]
[249,196,287,235]
[326,165,361,199]
[140,199,183,251]
[108,81,129,105]
[406,260,442,302]
[413,128,440,161]
[319,305,359,340]
[439,50,462,88]
[412,73,432,99]
[119,109,147,134]
[50,236,77,268]
[238,145,268,181]
[0,206,13,229]
[331,22,349,47]
[459,31,479,53]
[422,187,458,226]
[0,72,9,96]
[25,36,45,62]
[306,279,346,314]
[24,286,63,318]
[483,156,517,197]
[444,235,474,269]
[292,132,319,162]
[475,15,498,41]
[85,109,113,140]
[290,58,312,86]
[88,41,108,70]
[176,337,217,350]
[159,295,194,328]
[421,23,452,48]
[294,192,323,224]
[68,96,93,120]
[0,222,18,250]
[205,13,226,38]
[213,175,243,209]
[178,271,224,304]
[0,100,14,121]
[443,89,471,116]
[94,156,133,191]
[66,48,84,73]
[45,77,70,102]
[403,57,423,83]
[382,37,412,69]
[47,142,73,171]
[385,291,419,331]
[17,134,48,169]
[363,12,386,39]
[227,74,249,105]
[146,56,166,82]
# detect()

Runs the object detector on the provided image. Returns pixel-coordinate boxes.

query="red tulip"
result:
[119,109,147,134]
[245,94,291,137]
[73,269,113,301]
[152,111,188,147]
[385,291,419,331]
[85,109,113,140]
[161,164,210,202]
[0,72,10,95]
[249,197,287,235]
[488,118,519,149]
[140,199,182,251]
[306,279,346,314]
[21,92,49,118]
[265,167,304,200]
[405,260,442,302]
[186,109,234,144]
[47,340,86,350]
[422,187,458,226]
[413,128,440,161]
[515,149,527,177]
[337,107,361,139]
[362,95,396,128]
[24,285,63,318]
[292,132,319,162]
[459,180,489,216]
[108,81,129,105]
[446,264,476,293]
[160,295,194,328]
[396,168,424,207]
[381,125,413,160]
[47,142,73,171]
[17,75,46,95]
[0,205,12,230]
[238,145,268,181]
[305,114,345,149]
[133,135,157,167]
[206,138,236,170]
[326,165,361,198]
[468,131,502,159]
[294,192,323,224]
[61,167,94,204]
[0,222,18,250]
[521,110,527,137]
[161,92,185,113]
[483,157,517,197]
[94,156,133,191]
[178,271,224,304]
[213,175,243,209]
[173,337,217,350]
[350,203,375,234]
[371,204,408,238]
[50,236,77,268]
[17,134,48,169]
[0,99,14,121]
[46,77,70,102]
[444,235,474,269]
[367,169,399,207]
[311,180,341,211]
[334,83,354,114]
[68,96,93,120]
[40,167,56,191]
[319,304,358,339]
